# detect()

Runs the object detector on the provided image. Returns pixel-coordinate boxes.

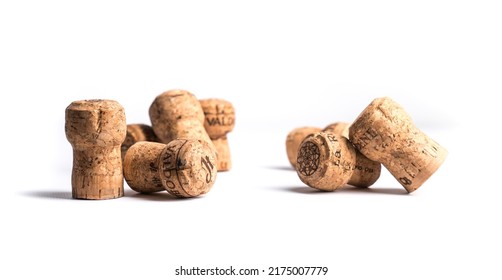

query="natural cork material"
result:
[296,132,381,191]
[349,97,448,193]
[149,89,212,146]
[286,127,322,168]
[123,139,217,198]
[323,122,350,138]
[65,99,126,199]
[121,124,159,160]
[200,98,235,171]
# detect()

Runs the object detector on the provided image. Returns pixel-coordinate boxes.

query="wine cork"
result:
[123,139,217,198]
[200,98,235,171]
[121,124,160,160]
[286,127,322,168]
[149,89,212,146]
[65,99,126,199]
[296,132,381,191]
[349,97,448,193]
[323,122,350,138]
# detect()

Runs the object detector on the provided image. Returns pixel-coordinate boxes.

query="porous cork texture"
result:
[286,127,322,168]
[296,132,355,191]
[123,139,217,198]
[149,89,212,146]
[65,99,126,199]
[296,132,381,191]
[323,122,381,187]
[349,97,448,193]
[200,98,235,171]
[323,122,350,138]
[121,124,160,160]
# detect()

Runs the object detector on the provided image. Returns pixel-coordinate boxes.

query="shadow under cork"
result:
[125,189,203,202]
[23,190,73,200]
[263,165,295,171]
[284,186,409,196]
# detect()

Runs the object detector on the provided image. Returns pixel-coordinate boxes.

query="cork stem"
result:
[71,146,123,199]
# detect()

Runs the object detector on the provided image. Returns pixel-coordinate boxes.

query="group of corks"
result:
[286,97,447,193]
[65,89,235,200]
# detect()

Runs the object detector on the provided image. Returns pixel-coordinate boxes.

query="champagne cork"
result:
[323,122,350,138]
[65,99,126,199]
[349,97,448,193]
[121,124,160,160]
[149,89,212,146]
[286,127,322,168]
[123,139,217,198]
[296,132,381,191]
[199,98,235,171]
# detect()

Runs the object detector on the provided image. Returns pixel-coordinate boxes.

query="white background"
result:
[1,1,501,279]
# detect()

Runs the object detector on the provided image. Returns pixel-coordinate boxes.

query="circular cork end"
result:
[121,124,159,160]
[65,99,126,147]
[158,139,217,198]
[149,89,207,144]
[296,132,356,191]
[200,98,235,139]
[286,126,322,168]
[323,122,350,138]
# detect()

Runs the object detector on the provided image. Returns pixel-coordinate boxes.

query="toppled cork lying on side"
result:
[123,139,217,198]
[121,124,159,160]
[296,132,380,191]
[349,97,447,193]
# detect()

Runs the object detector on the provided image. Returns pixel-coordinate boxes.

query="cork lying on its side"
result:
[286,127,322,168]
[65,99,126,200]
[349,97,448,193]
[121,124,159,160]
[123,139,217,198]
[200,98,235,171]
[296,132,380,191]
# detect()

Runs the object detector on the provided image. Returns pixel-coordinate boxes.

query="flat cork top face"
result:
[65,99,126,147]
[296,132,355,191]
[200,98,235,138]
[285,126,322,167]
[158,139,217,197]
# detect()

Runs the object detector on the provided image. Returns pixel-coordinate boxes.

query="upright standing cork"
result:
[200,98,235,171]
[286,127,322,168]
[121,124,159,160]
[296,132,381,191]
[349,97,447,193]
[65,99,126,199]
[123,139,217,198]
[149,89,212,146]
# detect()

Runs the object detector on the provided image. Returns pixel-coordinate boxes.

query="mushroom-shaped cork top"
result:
[149,89,207,144]
[65,99,126,147]
[200,98,236,139]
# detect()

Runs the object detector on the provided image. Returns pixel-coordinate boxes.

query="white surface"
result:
[1,1,501,279]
